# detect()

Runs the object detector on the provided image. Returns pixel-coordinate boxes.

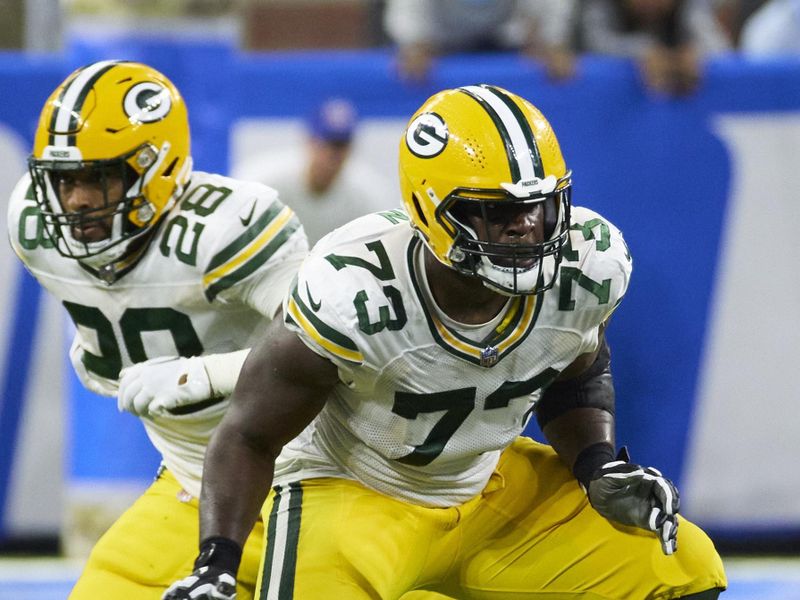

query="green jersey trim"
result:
[406,237,542,367]
[204,204,299,301]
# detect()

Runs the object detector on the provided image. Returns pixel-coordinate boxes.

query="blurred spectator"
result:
[232,98,396,246]
[0,0,64,50]
[715,0,770,47]
[739,0,800,55]
[382,0,578,83]
[580,0,731,96]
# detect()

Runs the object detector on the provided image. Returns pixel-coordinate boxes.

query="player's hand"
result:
[162,537,241,600]
[162,565,236,600]
[587,447,680,555]
[118,355,214,417]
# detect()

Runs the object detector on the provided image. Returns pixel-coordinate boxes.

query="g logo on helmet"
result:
[406,112,448,158]
[123,82,172,124]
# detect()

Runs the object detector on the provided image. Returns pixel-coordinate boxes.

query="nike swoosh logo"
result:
[306,283,322,312]
[239,200,257,227]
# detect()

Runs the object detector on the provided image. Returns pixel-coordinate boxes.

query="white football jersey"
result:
[280,206,631,507]
[8,170,308,497]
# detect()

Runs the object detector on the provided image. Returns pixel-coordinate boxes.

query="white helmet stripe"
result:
[50,60,121,148]
[459,84,541,182]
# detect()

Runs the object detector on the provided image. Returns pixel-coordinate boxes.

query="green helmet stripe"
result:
[484,84,544,179]
[49,60,123,147]
[458,84,544,182]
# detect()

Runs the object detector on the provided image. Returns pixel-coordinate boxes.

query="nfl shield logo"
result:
[480,346,498,368]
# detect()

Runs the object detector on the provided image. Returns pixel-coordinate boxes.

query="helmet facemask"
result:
[434,173,572,296]
[28,142,175,269]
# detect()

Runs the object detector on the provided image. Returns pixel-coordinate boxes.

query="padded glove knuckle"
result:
[587,453,681,556]
[161,568,237,600]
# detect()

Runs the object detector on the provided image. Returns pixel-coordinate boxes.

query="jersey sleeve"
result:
[283,252,366,369]
[558,206,633,353]
[194,178,309,317]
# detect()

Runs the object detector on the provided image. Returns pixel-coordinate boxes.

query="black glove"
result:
[162,537,241,600]
[581,446,680,555]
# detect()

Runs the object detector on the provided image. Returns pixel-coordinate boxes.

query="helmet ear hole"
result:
[161,157,178,178]
[411,193,428,227]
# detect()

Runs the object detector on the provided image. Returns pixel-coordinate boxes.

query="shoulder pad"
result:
[160,173,304,301]
[313,209,412,254]
[558,206,633,321]
[284,220,412,366]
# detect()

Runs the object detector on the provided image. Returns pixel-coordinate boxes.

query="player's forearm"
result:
[199,418,277,549]
[542,407,614,472]
[537,334,617,475]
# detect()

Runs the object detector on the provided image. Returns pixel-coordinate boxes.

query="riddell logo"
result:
[48,150,70,158]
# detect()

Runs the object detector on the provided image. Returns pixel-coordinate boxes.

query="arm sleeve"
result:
[282,253,365,372]
[572,215,632,356]
[7,174,35,266]
[237,229,309,318]
[68,337,118,397]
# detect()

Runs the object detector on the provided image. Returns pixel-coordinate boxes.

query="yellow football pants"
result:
[69,468,264,600]
[256,437,727,599]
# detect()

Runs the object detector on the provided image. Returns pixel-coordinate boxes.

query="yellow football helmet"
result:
[28,60,192,269]
[398,84,572,295]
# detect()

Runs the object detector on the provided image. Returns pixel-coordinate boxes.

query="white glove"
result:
[118,355,214,417]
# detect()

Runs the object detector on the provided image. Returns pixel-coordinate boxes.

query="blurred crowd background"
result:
[0,0,796,57]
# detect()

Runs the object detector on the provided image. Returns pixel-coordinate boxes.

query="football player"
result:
[165,85,727,599]
[7,60,308,599]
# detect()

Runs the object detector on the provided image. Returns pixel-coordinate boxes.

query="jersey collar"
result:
[406,236,543,367]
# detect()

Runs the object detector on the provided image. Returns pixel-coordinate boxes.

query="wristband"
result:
[196,536,243,575]
[202,349,250,397]
[572,442,616,490]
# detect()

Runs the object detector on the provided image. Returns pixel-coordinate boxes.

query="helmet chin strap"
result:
[480,277,519,297]
[69,205,154,273]
[72,228,144,271]
[447,211,543,295]
[476,259,541,296]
